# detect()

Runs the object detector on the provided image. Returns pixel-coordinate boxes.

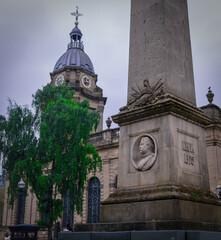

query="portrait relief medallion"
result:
[132,134,157,171]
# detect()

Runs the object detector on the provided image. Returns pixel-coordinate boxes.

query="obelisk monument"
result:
[100,0,221,230]
[128,0,196,106]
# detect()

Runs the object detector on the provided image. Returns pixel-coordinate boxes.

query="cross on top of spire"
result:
[71,6,83,25]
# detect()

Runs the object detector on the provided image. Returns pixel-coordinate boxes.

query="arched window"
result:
[87,177,100,223]
[63,189,74,228]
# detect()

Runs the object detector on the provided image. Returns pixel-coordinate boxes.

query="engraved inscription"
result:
[182,141,194,154]
[182,141,194,166]
[184,153,194,165]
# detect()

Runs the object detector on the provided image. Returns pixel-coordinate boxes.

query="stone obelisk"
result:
[127,0,196,105]
[100,0,221,230]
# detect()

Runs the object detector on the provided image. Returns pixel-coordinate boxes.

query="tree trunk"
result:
[48,226,52,240]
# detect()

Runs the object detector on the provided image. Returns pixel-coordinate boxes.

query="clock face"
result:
[81,75,91,88]
[55,74,64,86]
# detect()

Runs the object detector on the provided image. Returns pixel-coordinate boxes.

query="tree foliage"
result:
[0,101,36,204]
[0,84,102,239]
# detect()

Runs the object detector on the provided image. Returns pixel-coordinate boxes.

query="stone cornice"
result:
[50,66,97,78]
[112,94,212,127]
[205,123,221,131]
[102,184,221,206]
[204,123,221,147]
[206,139,221,147]
[70,86,107,105]
[95,142,119,151]
[201,103,221,112]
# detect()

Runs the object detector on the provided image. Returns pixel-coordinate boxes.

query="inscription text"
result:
[182,141,194,166]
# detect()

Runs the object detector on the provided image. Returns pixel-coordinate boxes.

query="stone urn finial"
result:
[106,117,112,129]
[206,87,214,104]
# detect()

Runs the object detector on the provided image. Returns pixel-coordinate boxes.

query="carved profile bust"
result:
[132,134,157,171]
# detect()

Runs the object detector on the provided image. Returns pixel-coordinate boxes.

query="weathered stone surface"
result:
[114,94,211,126]
[59,231,186,240]
[100,198,221,225]
[204,123,221,193]
[64,230,221,239]
[102,184,218,205]
[114,102,210,190]
[201,104,221,123]
[75,222,221,233]
[128,0,195,105]
[108,93,215,227]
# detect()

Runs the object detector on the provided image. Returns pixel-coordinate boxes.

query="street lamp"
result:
[16,180,25,224]
[106,117,112,129]
[18,181,25,189]
[216,185,221,200]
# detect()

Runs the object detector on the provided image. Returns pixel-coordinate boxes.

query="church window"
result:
[87,177,100,223]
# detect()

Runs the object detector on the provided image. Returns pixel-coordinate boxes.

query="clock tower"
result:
[50,7,106,132]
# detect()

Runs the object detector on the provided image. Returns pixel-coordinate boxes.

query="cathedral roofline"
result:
[50,66,97,78]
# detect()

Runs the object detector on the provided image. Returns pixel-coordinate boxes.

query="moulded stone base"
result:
[73,185,221,232]
[74,221,221,232]
[60,230,221,240]
[100,198,221,223]
[91,192,221,233]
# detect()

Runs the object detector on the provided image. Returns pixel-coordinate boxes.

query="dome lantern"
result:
[68,6,84,50]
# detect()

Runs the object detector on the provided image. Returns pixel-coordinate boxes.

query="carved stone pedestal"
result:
[112,95,211,191]
[97,95,221,230]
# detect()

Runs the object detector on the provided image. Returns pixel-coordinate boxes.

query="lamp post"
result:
[216,185,221,200]
[106,117,112,129]
[16,180,25,225]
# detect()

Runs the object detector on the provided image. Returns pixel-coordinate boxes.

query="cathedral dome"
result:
[53,48,94,73]
[53,9,94,74]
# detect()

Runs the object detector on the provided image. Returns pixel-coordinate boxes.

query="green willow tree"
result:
[0,101,35,205]
[1,85,102,240]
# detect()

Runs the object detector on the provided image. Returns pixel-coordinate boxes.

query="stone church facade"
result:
[2,7,221,228]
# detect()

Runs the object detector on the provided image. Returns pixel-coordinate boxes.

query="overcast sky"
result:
[0,0,220,129]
